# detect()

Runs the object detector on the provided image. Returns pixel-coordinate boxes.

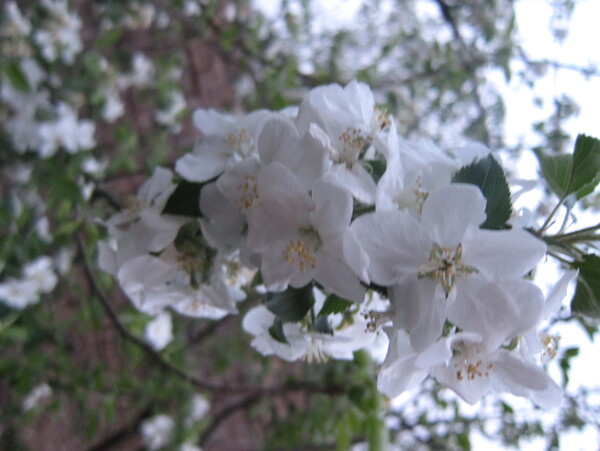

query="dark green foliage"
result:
[162,180,204,217]
[535,134,600,200]
[265,285,314,323]
[572,254,600,318]
[451,154,512,230]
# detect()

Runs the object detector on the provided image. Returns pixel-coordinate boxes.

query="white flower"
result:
[242,305,311,362]
[118,53,155,89]
[295,80,390,203]
[245,163,364,301]
[99,168,187,275]
[23,256,58,294]
[155,91,186,132]
[34,0,83,64]
[141,414,174,451]
[179,443,202,451]
[175,109,272,182]
[0,278,39,309]
[145,311,174,351]
[349,184,546,292]
[427,333,562,408]
[242,304,378,362]
[5,2,31,36]
[22,383,52,412]
[102,89,125,122]
[378,330,562,408]
[375,122,455,214]
[215,116,329,212]
[187,394,210,424]
[38,103,95,158]
[117,249,244,319]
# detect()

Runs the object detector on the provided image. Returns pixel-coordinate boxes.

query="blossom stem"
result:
[537,194,568,235]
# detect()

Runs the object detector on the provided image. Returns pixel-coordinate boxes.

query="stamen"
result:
[452,342,493,381]
[224,128,254,158]
[418,243,477,294]
[283,240,317,272]
[336,128,373,168]
[235,174,259,210]
[541,333,560,362]
[304,339,328,363]
[372,105,391,131]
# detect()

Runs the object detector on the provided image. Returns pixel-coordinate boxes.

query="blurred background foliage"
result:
[1,0,599,449]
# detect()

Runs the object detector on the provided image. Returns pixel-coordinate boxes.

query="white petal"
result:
[311,180,353,240]
[193,109,234,135]
[315,250,365,302]
[544,269,578,318]
[421,184,486,248]
[463,228,546,279]
[175,138,232,182]
[528,378,563,409]
[491,349,550,392]
[342,228,370,283]
[350,211,430,286]
[242,305,275,335]
[391,279,444,351]
[448,278,521,351]
[327,164,377,204]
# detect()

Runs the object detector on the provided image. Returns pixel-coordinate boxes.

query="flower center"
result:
[336,128,372,168]
[452,342,493,381]
[372,105,391,131]
[225,128,254,159]
[540,333,560,362]
[392,177,430,213]
[174,225,216,288]
[304,338,328,363]
[235,174,259,211]
[283,226,321,272]
[418,243,477,295]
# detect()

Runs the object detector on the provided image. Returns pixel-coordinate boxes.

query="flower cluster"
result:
[100,80,573,407]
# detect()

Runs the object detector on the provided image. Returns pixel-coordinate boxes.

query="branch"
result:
[86,405,153,451]
[199,393,263,446]
[433,0,493,146]
[76,233,253,394]
[76,232,348,399]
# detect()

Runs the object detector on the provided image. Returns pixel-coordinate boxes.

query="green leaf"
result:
[365,414,389,451]
[534,134,600,200]
[571,134,600,199]
[250,271,263,288]
[457,432,472,451]
[96,26,123,50]
[533,149,573,198]
[4,61,29,92]
[313,316,333,335]
[559,346,579,386]
[318,295,353,317]
[451,154,512,230]
[268,317,289,344]
[265,285,314,322]
[365,159,386,184]
[571,254,600,318]
[162,181,203,217]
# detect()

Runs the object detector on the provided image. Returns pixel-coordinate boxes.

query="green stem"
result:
[546,250,573,266]
[0,311,20,334]
[550,222,600,241]
[537,195,568,235]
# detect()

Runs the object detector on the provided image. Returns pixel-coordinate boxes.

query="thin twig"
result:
[86,405,153,451]
[76,233,253,394]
